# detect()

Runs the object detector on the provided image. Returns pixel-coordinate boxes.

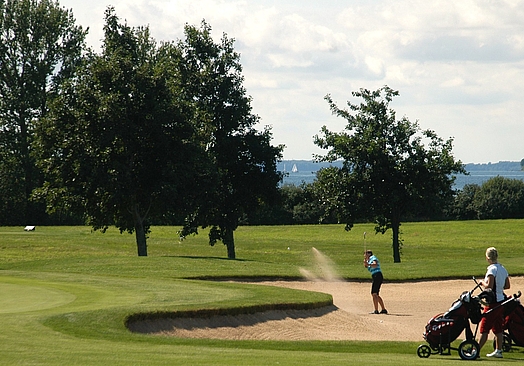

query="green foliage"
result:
[473,176,524,219]
[33,8,205,256]
[451,176,524,220]
[33,14,283,259]
[450,183,480,220]
[177,22,284,259]
[0,0,86,224]
[248,183,336,225]
[314,86,465,262]
[286,183,329,224]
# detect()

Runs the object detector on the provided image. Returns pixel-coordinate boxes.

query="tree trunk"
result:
[135,224,147,257]
[133,205,148,256]
[223,227,236,259]
[19,111,33,223]
[392,219,401,263]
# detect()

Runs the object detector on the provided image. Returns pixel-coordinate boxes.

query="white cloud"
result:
[364,56,385,77]
[440,77,465,88]
[58,0,524,163]
[242,6,280,45]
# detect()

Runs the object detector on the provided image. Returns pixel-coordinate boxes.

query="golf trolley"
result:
[417,277,521,360]
[496,292,524,352]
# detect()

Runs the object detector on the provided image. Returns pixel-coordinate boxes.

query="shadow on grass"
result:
[163,255,252,262]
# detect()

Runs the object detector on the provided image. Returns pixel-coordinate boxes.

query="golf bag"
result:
[418,280,503,360]
[501,297,524,350]
[423,290,482,351]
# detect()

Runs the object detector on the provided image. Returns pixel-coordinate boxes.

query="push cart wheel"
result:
[493,333,512,352]
[458,339,480,360]
[417,344,431,358]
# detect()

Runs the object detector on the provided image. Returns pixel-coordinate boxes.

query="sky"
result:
[59,0,524,164]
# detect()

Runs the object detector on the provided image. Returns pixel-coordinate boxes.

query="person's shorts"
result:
[371,272,384,294]
[479,303,505,334]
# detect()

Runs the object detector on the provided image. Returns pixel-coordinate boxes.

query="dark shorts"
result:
[480,302,505,334]
[371,272,384,294]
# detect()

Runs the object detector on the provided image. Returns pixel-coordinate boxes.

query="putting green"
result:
[0,282,76,314]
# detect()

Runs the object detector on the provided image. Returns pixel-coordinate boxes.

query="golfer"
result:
[364,250,387,314]
[477,247,510,358]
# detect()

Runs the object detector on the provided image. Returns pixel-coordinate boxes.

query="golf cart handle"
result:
[471,276,483,292]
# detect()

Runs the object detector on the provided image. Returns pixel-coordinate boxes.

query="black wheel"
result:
[458,339,480,360]
[417,344,431,358]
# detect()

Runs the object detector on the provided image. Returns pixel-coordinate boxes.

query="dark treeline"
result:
[465,161,524,171]
[5,173,522,227]
[246,175,524,225]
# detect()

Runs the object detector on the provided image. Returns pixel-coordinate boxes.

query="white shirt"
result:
[485,263,509,302]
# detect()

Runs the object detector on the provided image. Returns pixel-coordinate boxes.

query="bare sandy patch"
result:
[128,277,524,341]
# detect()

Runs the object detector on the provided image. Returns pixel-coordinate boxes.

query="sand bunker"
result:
[128,277,524,341]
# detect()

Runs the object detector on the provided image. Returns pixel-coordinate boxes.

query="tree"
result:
[314,86,465,262]
[178,22,284,259]
[0,0,86,224]
[450,183,481,220]
[473,176,524,219]
[34,8,204,256]
[248,183,331,225]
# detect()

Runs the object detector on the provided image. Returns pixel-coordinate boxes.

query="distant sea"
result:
[279,160,524,190]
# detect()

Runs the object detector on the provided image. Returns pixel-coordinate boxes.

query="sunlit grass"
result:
[1,220,524,364]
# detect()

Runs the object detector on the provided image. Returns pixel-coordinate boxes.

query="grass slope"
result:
[1,221,524,365]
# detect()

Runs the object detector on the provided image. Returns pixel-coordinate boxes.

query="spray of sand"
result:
[299,247,343,282]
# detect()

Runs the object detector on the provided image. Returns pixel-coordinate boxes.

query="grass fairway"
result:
[1,221,524,365]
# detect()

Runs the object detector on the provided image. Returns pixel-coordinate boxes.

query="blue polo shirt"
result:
[367,255,382,276]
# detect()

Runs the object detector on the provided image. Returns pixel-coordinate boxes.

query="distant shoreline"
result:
[279,160,524,190]
[278,160,523,173]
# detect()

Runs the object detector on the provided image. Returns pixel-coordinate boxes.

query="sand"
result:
[128,277,524,341]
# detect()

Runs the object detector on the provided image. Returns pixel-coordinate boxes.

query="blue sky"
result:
[60,0,524,163]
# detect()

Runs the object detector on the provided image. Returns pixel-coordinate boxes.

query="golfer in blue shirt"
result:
[364,250,388,314]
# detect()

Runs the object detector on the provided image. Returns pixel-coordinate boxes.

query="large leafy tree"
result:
[178,22,284,259]
[314,86,465,262]
[0,0,86,224]
[34,8,203,256]
[473,176,524,219]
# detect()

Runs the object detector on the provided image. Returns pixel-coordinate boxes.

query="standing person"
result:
[478,247,510,358]
[364,250,387,314]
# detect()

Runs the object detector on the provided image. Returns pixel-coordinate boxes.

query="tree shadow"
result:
[162,255,251,262]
